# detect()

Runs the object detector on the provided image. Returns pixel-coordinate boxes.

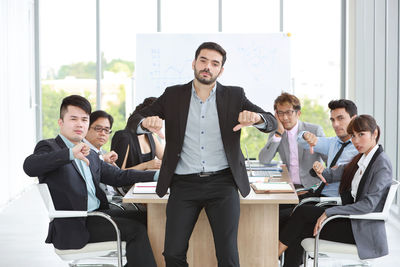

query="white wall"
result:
[348,0,400,204]
[0,0,37,207]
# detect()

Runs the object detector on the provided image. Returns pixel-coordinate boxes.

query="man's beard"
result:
[194,68,219,85]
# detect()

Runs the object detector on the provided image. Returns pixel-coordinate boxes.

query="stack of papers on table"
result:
[133,182,157,194]
[251,182,294,193]
[248,176,268,183]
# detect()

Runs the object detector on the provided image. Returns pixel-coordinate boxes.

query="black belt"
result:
[176,168,231,178]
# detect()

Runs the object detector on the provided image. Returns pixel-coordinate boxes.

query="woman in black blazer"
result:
[111,97,164,194]
[112,97,164,170]
[278,115,392,266]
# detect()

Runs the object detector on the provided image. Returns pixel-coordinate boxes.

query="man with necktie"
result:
[298,99,359,197]
[281,99,359,267]
[84,110,118,195]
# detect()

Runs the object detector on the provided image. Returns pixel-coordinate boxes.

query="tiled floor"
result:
[0,185,399,267]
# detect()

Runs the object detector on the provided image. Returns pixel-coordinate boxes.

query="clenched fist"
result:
[145,158,162,170]
[233,110,262,132]
[142,116,165,139]
[312,161,327,184]
[302,131,318,154]
[103,151,118,164]
[72,142,91,166]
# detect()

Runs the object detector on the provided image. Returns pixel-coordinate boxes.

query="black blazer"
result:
[132,81,277,197]
[111,129,156,169]
[23,135,155,249]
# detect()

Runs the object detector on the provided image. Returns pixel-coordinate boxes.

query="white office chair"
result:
[37,183,127,267]
[301,180,399,267]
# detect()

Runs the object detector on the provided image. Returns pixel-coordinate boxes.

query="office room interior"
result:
[1,0,400,266]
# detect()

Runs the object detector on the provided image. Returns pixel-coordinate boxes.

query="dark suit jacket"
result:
[132,81,277,197]
[23,135,155,250]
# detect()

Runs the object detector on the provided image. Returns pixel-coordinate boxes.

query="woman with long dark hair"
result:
[278,115,392,266]
[111,97,165,194]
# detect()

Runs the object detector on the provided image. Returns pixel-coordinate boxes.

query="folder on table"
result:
[251,182,294,194]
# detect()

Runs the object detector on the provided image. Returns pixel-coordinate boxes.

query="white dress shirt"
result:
[351,144,379,201]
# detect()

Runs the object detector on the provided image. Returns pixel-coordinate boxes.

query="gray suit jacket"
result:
[323,146,392,260]
[258,121,326,188]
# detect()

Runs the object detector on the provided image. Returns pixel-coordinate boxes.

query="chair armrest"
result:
[315,197,342,207]
[349,213,386,221]
[107,195,124,202]
[87,211,124,267]
[312,214,350,263]
[300,197,322,204]
[319,197,342,204]
[111,195,124,201]
[49,210,87,219]
[295,187,308,192]
[295,182,323,193]
[292,197,321,214]
[313,211,387,265]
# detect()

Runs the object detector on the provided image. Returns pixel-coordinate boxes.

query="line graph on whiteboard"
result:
[135,33,290,111]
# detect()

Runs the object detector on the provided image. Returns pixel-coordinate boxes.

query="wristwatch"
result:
[275,131,283,137]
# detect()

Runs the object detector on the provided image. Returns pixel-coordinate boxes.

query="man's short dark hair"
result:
[60,95,91,119]
[89,110,114,129]
[328,99,358,117]
[195,42,227,66]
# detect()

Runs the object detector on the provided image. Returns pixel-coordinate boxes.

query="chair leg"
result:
[303,251,308,267]
[342,262,371,267]
[313,238,319,267]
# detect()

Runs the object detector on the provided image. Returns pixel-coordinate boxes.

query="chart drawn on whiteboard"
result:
[135,33,290,112]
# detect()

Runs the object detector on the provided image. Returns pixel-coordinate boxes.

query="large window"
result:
[39,0,342,157]
[40,0,96,139]
[284,0,341,108]
[161,0,219,32]
[40,0,157,150]
[223,0,280,32]
[100,0,157,150]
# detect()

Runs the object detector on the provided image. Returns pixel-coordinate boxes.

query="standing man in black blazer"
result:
[132,42,277,267]
[23,95,157,267]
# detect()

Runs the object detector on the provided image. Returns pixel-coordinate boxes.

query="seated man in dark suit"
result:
[23,95,157,267]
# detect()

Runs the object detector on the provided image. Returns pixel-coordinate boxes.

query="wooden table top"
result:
[123,165,299,205]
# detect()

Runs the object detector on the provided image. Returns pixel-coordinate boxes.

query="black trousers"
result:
[279,188,329,267]
[163,172,240,267]
[280,205,355,267]
[86,209,157,267]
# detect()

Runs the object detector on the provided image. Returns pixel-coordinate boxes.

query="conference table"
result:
[123,166,298,267]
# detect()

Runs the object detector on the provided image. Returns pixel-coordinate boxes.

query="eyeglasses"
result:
[91,126,112,134]
[277,110,297,117]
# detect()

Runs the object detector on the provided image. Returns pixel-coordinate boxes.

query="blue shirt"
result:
[297,133,359,196]
[59,134,100,211]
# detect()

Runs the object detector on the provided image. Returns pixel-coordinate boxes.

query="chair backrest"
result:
[381,180,399,220]
[37,183,56,219]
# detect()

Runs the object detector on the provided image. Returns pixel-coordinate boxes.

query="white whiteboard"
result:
[135,33,290,112]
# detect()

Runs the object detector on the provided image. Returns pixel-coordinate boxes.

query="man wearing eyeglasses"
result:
[258,92,326,267]
[23,95,157,267]
[259,92,326,190]
[84,110,118,165]
[84,110,119,196]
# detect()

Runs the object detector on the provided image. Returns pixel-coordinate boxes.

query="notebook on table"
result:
[251,182,294,194]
